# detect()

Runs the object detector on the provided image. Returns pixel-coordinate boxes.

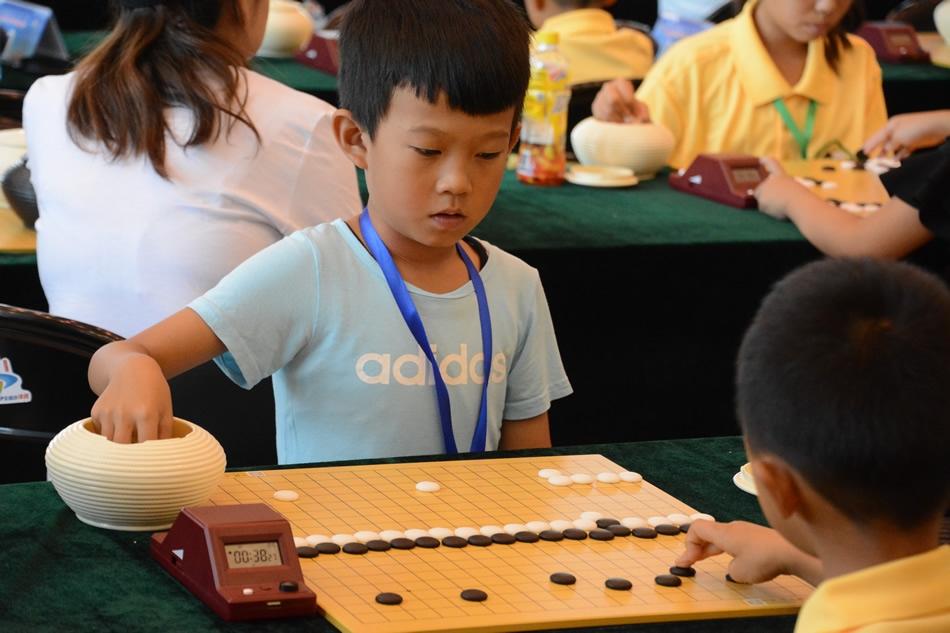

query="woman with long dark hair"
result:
[24,0,360,337]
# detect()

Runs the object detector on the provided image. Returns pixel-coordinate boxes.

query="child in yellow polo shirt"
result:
[591,0,886,168]
[675,257,950,633]
[523,0,654,85]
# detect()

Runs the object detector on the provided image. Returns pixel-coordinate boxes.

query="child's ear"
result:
[751,456,805,519]
[333,109,369,170]
[508,123,522,153]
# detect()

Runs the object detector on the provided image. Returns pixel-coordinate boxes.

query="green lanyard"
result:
[773,99,817,159]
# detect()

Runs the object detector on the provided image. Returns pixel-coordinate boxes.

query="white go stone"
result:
[794,177,816,188]
[666,514,691,526]
[580,511,603,521]
[379,530,405,541]
[538,468,561,479]
[549,519,574,531]
[503,523,527,535]
[293,536,309,548]
[305,534,330,547]
[620,516,648,529]
[525,521,550,533]
[841,160,857,170]
[548,475,573,486]
[429,527,453,540]
[690,512,716,523]
[354,531,380,543]
[647,516,668,527]
[596,472,621,484]
[573,518,597,531]
[480,525,503,536]
[273,490,299,502]
[404,529,429,540]
[331,534,357,545]
[415,480,441,492]
[820,180,838,189]
[618,471,642,483]
[570,473,594,484]
[454,527,479,539]
[840,202,864,214]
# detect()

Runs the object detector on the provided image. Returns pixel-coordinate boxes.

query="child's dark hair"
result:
[68,0,260,180]
[737,258,950,527]
[337,0,531,138]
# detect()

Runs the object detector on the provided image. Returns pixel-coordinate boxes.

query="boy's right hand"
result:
[90,354,174,444]
[675,520,816,585]
[862,110,950,158]
[591,79,651,124]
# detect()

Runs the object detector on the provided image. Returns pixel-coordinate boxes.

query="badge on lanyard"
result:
[358,209,492,454]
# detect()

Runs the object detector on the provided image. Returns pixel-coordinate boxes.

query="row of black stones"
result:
[296,519,690,558]
[374,566,699,607]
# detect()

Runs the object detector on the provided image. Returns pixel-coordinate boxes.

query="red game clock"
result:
[151,504,317,621]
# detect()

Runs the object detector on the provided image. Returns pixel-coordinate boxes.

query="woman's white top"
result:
[24,69,361,337]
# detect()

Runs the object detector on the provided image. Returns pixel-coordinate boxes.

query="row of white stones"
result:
[538,468,643,486]
[292,510,716,548]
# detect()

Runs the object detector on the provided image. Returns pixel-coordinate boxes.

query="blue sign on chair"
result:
[0,0,68,64]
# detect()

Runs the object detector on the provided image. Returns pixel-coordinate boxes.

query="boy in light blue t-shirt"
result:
[87,0,573,464]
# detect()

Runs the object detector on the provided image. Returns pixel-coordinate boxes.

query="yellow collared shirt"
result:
[795,545,950,633]
[538,9,653,86]
[637,0,887,168]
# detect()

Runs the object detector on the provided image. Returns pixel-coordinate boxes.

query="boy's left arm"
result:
[499,412,552,450]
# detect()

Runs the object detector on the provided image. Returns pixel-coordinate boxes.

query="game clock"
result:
[151,504,316,621]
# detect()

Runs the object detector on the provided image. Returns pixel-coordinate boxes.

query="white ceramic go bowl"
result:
[570,117,675,179]
[45,418,226,531]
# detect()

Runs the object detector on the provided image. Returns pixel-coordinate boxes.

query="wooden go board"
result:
[207,454,812,632]
[782,159,890,213]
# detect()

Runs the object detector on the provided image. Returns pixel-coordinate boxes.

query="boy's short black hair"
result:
[337,0,531,138]
[737,258,950,527]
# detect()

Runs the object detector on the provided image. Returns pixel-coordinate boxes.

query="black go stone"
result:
[562,528,587,540]
[390,538,416,550]
[492,533,516,545]
[295,546,319,558]
[442,536,468,548]
[632,527,657,539]
[415,536,440,548]
[343,542,369,555]
[515,531,540,543]
[539,530,564,542]
[596,518,620,529]
[366,540,391,552]
[608,525,631,537]
[375,592,403,605]
[670,566,696,577]
[655,574,683,587]
[655,524,681,536]
[315,542,341,554]
[468,534,493,547]
[589,529,614,541]
[679,523,691,533]
[605,577,632,591]
[460,588,488,602]
[550,572,576,585]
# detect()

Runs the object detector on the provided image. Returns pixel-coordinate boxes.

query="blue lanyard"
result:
[358,209,492,454]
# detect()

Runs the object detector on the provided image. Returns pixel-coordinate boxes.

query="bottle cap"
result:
[536,31,559,46]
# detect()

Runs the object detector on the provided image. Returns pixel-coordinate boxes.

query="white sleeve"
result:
[188,232,319,389]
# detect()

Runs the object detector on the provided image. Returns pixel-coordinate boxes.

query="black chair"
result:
[0,304,277,483]
[0,304,121,483]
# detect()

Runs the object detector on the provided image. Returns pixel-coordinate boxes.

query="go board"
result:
[206,454,812,632]
[781,159,891,216]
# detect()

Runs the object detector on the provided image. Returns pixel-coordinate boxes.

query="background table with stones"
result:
[0,436,799,633]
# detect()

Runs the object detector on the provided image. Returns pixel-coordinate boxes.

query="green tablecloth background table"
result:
[0,436,799,633]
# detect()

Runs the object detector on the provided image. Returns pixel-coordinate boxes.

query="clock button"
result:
[279,581,299,593]
[242,588,254,596]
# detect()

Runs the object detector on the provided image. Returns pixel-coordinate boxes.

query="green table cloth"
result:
[0,436,798,633]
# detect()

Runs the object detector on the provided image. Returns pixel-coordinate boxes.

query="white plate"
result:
[566,165,639,188]
[733,466,758,496]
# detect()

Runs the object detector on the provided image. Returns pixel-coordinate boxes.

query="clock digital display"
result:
[731,167,763,184]
[224,541,282,569]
